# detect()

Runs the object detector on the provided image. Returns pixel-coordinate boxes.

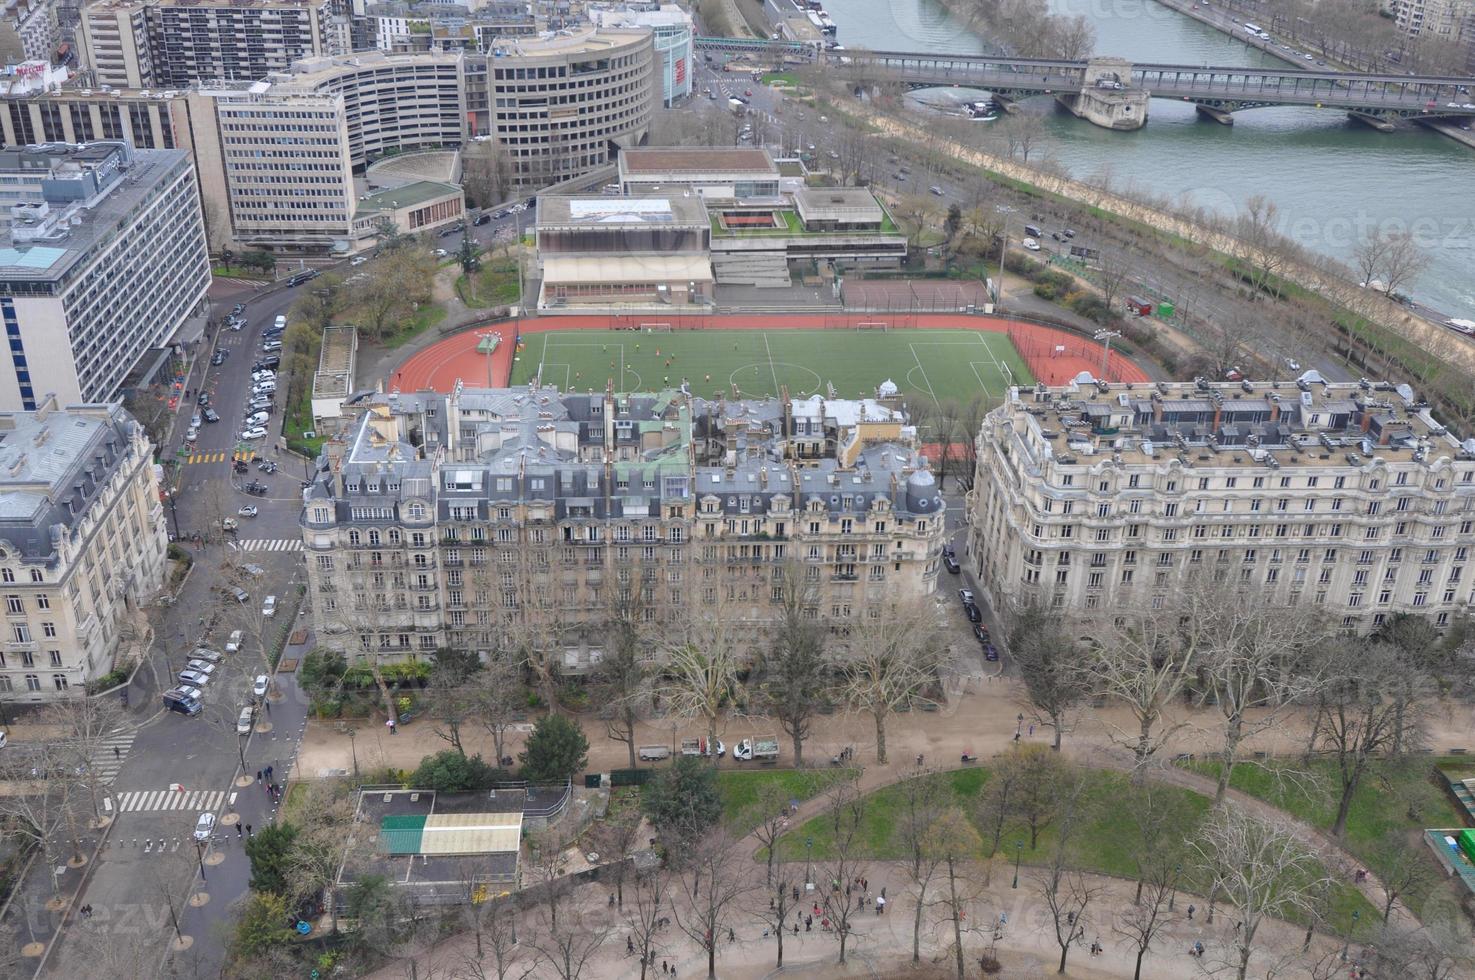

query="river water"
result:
[821,0,1475,317]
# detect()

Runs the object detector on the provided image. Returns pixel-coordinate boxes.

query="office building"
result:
[968,375,1475,631]
[0,396,169,702]
[77,0,348,88]
[589,4,693,105]
[0,141,209,410]
[1,0,60,64]
[480,27,656,186]
[300,385,944,661]
[617,146,781,199]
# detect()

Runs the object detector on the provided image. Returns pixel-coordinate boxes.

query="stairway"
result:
[711,252,792,288]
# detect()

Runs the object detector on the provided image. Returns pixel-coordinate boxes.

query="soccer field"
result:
[508,329,1035,405]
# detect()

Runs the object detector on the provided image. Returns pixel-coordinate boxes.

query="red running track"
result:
[389,312,1150,395]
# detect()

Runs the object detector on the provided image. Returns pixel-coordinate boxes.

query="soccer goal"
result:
[641,322,673,333]
[855,321,889,331]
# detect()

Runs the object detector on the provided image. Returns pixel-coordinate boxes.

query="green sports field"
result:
[508,329,1034,405]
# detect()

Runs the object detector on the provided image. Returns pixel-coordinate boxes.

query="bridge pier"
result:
[1347,111,1396,133]
[1193,104,1234,125]
[1055,57,1149,131]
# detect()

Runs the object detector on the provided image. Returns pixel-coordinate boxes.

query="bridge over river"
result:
[693,37,1475,131]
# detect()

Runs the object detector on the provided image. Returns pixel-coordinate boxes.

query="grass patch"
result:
[1187,757,1466,920]
[509,328,1033,405]
[719,769,858,833]
[775,765,1377,936]
[212,264,270,279]
[381,303,448,349]
[762,71,799,85]
[283,378,324,458]
[280,781,310,825]
[455,262,521,308]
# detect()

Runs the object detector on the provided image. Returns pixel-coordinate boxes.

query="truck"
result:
[681,737,725,757]
[734,735,780,762]
[637,745,671,762]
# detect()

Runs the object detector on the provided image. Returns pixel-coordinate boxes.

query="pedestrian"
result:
[793,922,799,936]
[112,747,120,759]
[881,886,887,900]
[661,961,668,974]
[1014,731,1021,742]
[1028,723,1035,736]
[256,770,262,783]
[1187,904,1195,921]
[627,936,635,955]
[236,823,243,837]
[998,911,1006,926]
[1234,921,1242,935]
[388,719,396,735]
[728,927,735,944]
[264,700,271,715]
[265,765,273,781]
[246,824,253,836]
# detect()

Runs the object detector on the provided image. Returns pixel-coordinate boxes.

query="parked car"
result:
[432,248,448,258]
[253,674,270,699]
[242,563,265,577]
[191,647,223,664]
[262,595,277,617]
[203,409,220,423]
[958,588,974,605]
[929,185,944,196]
[1022,237,1042,251]
[240,427,268,440]
[943,554,960,574]
[474,213,492,226]
[226,587,249,603]
[972,623,990,643]
[226,630,244,653]
[211,351,227,366]
[185,426,199,442]
[236,705,255,734]
[983,642,1000,662]
[184,660,216,676]
[221,517,238,532]
[163,692,201,716]
[964,602,982,624]
[244,412,269,428]
[193,812,215,841]
[178,669,211,686]
[172,684,203,701]
[350,256,368,267]
[261,341,282,352]
[238,505,258,518]
[231,304,246,316]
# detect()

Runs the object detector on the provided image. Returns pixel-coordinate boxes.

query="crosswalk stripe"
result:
[116,789,225,813]
[186,452,227,465]
[87,730,137,785]
[239,539,303,552]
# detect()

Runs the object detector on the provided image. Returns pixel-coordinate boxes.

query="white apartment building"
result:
[0,141,209,411]
[0,396,169,702]
[1395,0,1473,39]
[301,386,944,661]
[969,376,1475,632]
[1,0,61,63]
[78,0,347,88]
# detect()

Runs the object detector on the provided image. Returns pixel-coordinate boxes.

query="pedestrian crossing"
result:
[239,539,303,552]
[89,729,138,786]
[114,789,226,813]
[185,450,259,465]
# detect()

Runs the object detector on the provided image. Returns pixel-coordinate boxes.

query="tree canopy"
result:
[409,750,506,793]
[643,755,723,846]
[519,714,589,784]
[244,822,299,895]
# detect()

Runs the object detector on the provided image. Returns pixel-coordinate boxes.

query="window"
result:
[35,594,47,610]
[24,674,39,691]
[52,673,67,691]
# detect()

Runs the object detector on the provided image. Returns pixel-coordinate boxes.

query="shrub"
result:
[409,750,506,792]
[518,714,589,784]
[85,668,129,694]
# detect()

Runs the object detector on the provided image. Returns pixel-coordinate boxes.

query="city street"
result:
[31,276,316,979]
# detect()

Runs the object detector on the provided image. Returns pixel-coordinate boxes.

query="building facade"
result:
[0,396,169,702]
[480,28,655,186]
[589,4,692,106]
[301,385,945,662]
[968,376,1475,632]
[0,141,209,410]
[78,0,347,88]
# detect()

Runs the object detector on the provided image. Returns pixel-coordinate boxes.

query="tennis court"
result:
[508,328,1035,405]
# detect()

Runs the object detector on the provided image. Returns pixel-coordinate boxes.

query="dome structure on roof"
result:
[905,469,941,513]
[877,379,899,397]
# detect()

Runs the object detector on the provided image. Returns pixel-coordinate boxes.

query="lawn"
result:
[382,303,448,349]
[509,329,1033,407]
[773,766,1377,936]
[455,262,521,308]
[718,768,858,834]
[1188,757,1467,919]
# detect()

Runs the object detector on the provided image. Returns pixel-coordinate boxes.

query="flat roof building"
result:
[617,146,780,199]
[0,141,209,409]
[589,4,694,106]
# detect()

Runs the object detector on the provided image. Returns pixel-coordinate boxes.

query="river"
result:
[820,0,1475,318]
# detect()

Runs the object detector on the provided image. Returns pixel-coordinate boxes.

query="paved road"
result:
[41,278,315,978]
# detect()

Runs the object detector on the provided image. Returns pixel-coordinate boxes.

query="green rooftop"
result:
[709,209,900,237]
[357,180,461,214]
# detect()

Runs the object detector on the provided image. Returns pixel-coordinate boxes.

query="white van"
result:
[273,315,287,331]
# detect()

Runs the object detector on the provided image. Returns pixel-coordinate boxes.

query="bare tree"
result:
[590,794,645,910]
[0,740,85,894]
[456,897,534,980]
[426,652,477,757]
[1114,797,1181,980]
[1354,229,1429,299]
[1007,603,1091,751]
[897,771,948,963]
[1195,589,1330,803]
[743,779,795,889]
[1368,833,1440,925]
[671,829,753,980]
[1368,919,1475,980]
[46,692,125,822]
[753,868,800,969]
[283,778,357,935]
[1039,866,1099,975]
[526,903,611,980]
[761,571,831,768]
[656,600,743,756]
[814,781,869,965]
[1312,640,1426,837]
[925,806,988,979]
[596,592,654,771]
[469,650,524,767]
[839,597,947,763]
[1190,804,1331,980]
[621,864,670,979]
[1234,195,1293,300]
[998,743,1071,849]
[1083,585,1216,777]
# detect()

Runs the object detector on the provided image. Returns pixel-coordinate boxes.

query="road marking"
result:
[762,333,780,395]
[116,789,225,813]
[908,343,940,405]
[87,730,137,786]
[185,452,227,465]
[238,539,304,552]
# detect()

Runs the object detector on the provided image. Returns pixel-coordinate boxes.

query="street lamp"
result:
[193,837,208,882]
[1015,713,1024,736]
[805,836,814,888]
[1169,863,1181,911]
[1093,329,1123,382]
[347,727,359,779]
[1341,908,1360,962]
[1011,840,1022,889]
